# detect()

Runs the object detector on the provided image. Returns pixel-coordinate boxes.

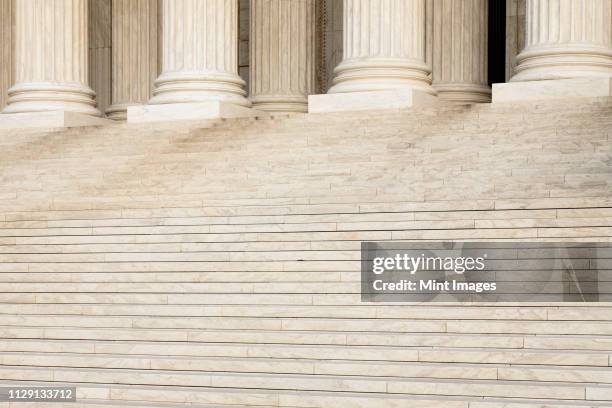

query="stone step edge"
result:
[3,365,612,389]
[1,378,612,406]
[3,350,612,371]
[5,381,612,408]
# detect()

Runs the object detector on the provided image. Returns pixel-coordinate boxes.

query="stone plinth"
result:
[128,102,267,123]
[0,111,112,129]
[308,90,437,113]
[493,77,612,102]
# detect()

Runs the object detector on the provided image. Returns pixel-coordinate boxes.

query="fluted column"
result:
[328,0,435,95]
[3,0,101,116]
[511,0,612,82]
[106,0,158,120]
[431,0,490,103]
[149,0,249,107]
[88,0,112,114]
[249,0,317,113]
[0,0,12,111]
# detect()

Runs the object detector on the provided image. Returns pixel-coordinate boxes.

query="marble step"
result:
[9,135,609,156]
[0,218,480,237]
[5,379,612,408]
[2,194,610,216]
[1,226,610,244]
[1,314,612,335]
[2,216,611,236]
[2,110,608,153]
[2,351,612,383]
[0,281,611,296]
[3,326,609,353]
[2,300,611,317]
[0,403,279,408]
[2,303,612,321]
[0,208,568,229]
[1,366,611,401]
[1,290,611,305]
[1,171,603,196]
[3,147,608,174]
[2,141,607,169]
[2,120,605,158]
[2,188,601,211]
[0,352,491,380]
[1,169,606,193]
[0,340,608,366]
[2,201,611,225]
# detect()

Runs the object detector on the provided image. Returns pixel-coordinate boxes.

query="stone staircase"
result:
[0,98,611,407]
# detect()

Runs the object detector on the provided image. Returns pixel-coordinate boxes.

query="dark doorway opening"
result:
[488,0,507,85]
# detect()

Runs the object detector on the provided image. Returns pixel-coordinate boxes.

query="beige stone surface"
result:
[106,0,159,120]
[0,111,112,129]
[309,89,437,113]
[127,101,267,123]
[2,0,101,116]
[493,77,612,102]
[249,0,317,113]
[1,58,612,407]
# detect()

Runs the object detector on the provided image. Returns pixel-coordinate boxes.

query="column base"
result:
[434,84,492,104]
[327,58,437,96]
[3,83,102,117]
[511,45,612,82]
[308,90,437,114]
[127,102,269,123]
[492,78,612,103]
[105,104,135,121]
[250,95,308,114]
[0,111,112,129]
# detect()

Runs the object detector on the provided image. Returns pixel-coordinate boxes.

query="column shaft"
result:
[107,0,158,120]
[89,0,112,114]
[512,0,612,81]
[431,0,490,103]
[0,0,12,111]
[3,0,100,116]
[249,0,317,113]
[329,0,435,95]
[150,0,249,106]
